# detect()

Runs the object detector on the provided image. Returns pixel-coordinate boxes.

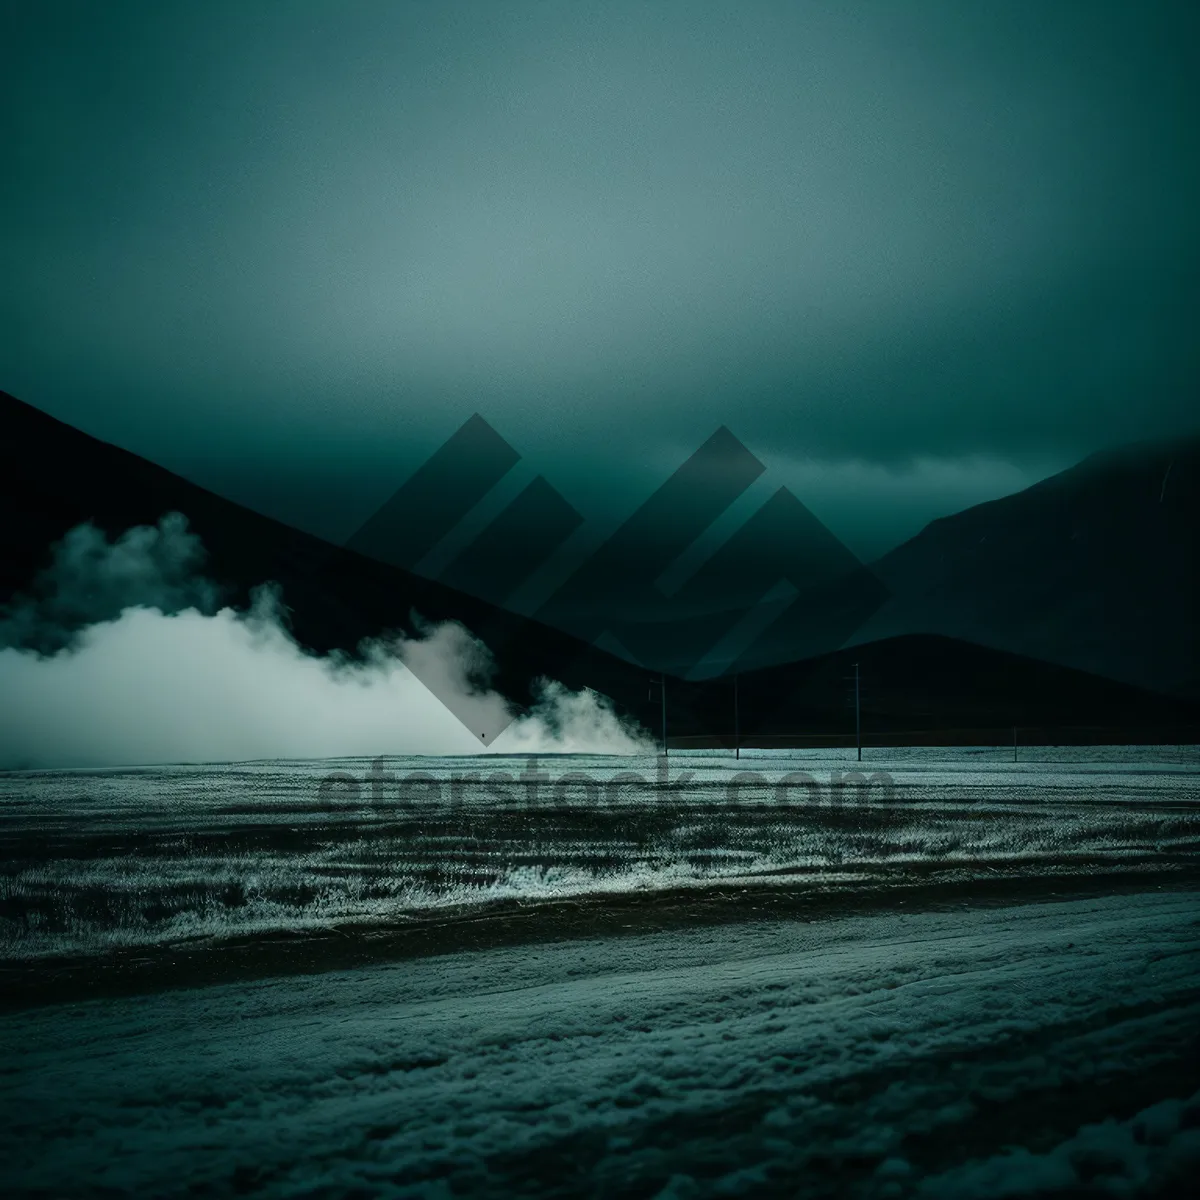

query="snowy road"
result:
[3,888,1199,1197]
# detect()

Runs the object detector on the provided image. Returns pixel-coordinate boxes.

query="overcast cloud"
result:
[3,1,1196,553]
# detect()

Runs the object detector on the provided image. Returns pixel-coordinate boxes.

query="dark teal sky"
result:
[4,1,1197,559]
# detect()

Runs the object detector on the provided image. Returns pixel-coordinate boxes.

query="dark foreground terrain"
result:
[2,891,1199,1198]
[2,748,1199,1197]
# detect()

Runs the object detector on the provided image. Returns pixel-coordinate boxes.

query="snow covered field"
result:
[2,889,1199,1198]
[2,748,1198,1196]
[3,748,1198,960]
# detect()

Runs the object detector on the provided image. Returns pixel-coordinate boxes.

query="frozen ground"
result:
[2,750,1199,1196]
[3,747,1198,960]
[2,889,1199,1198]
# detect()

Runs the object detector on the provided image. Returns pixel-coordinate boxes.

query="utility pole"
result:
[734,672,740,760]
[843,663,864,761]
[854,662,861,762]
[649,674,667,757]
[661,672,668,758]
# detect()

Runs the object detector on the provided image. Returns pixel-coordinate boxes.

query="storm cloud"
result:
[3,1,1197,554]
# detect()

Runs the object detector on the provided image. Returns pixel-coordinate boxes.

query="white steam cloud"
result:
[0,515,651,769]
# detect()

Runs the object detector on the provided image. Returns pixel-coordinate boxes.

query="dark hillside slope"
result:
[862,434,1200,696]
[4,390,1197,744]
[0,389,648,720]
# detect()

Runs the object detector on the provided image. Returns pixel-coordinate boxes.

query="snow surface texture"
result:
[2,890,1198,1197]
[3,749,1198,958]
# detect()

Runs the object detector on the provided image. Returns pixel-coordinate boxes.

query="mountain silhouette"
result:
[684,631,1199,744]
[0,389,642,728]
[858,434,1200,697]
[2,388,1197,744]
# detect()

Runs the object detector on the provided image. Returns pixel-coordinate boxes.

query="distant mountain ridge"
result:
[684,630,1200,744]
[350,409,1199,695]
[3,387,1198,740]
[0,388,649,732]
[858,432,1200,697]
